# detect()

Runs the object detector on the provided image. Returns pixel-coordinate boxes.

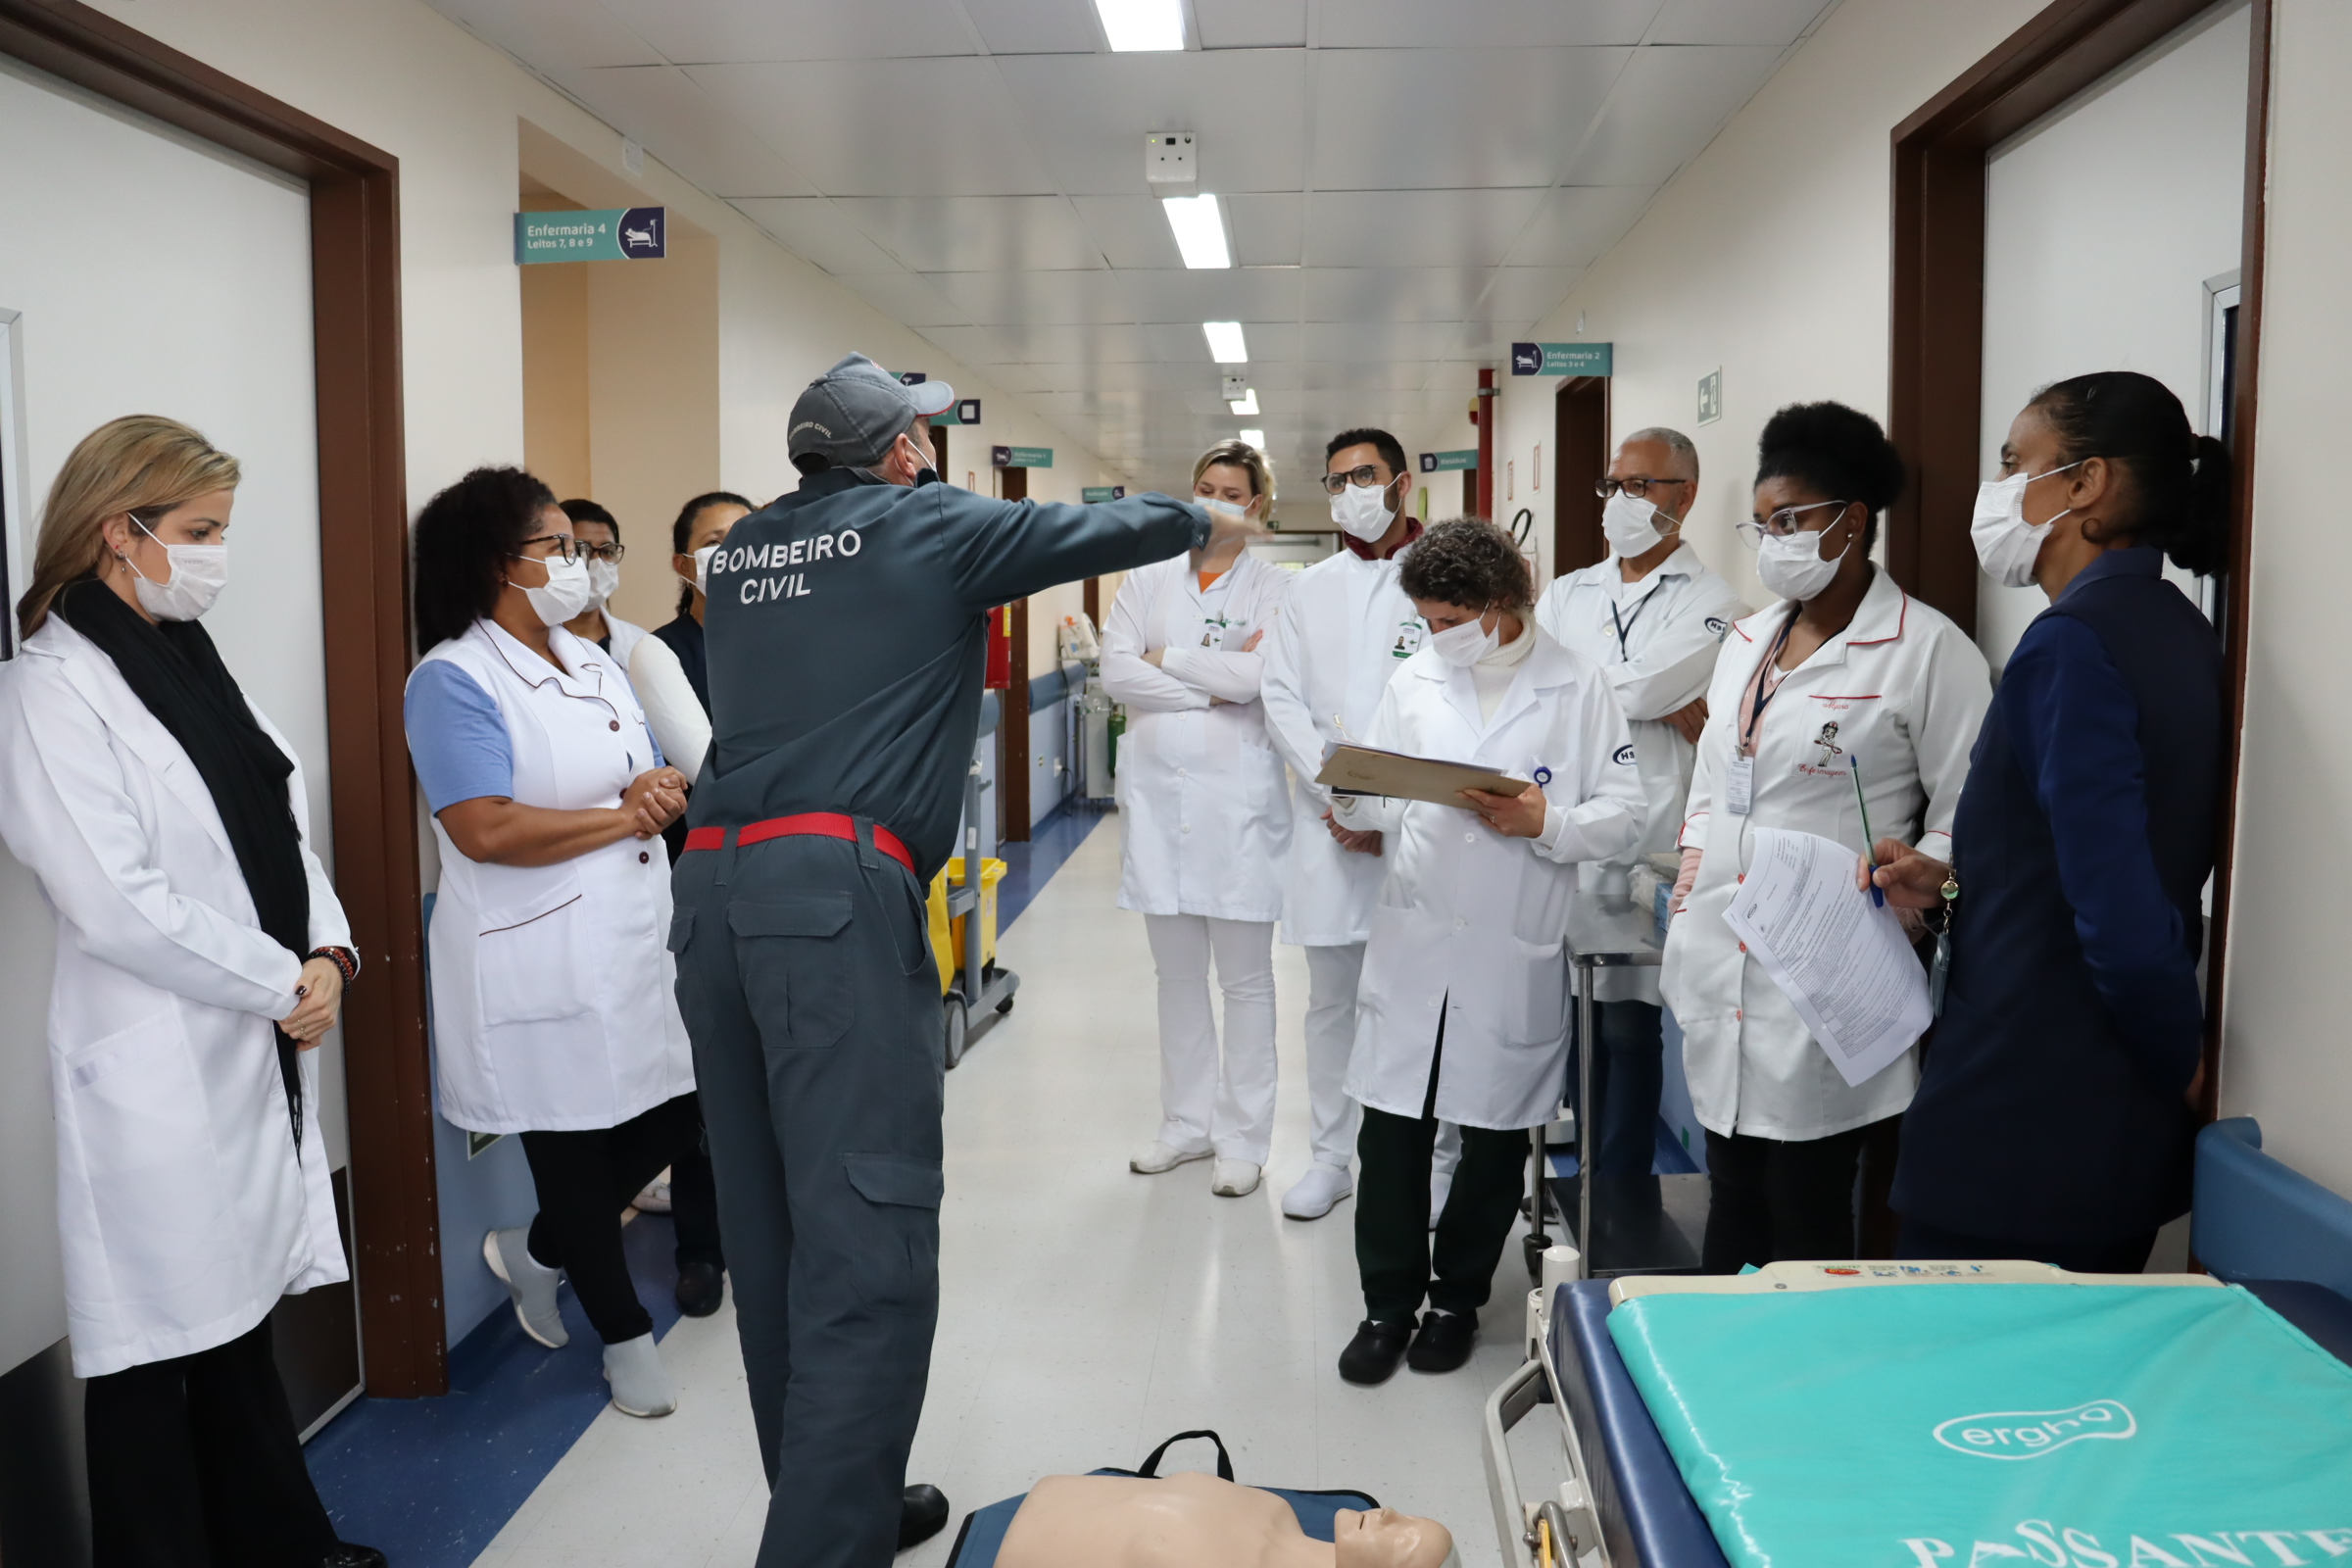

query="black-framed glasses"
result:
[516,533,583,564]
[1595,475,1692,500]
[577,541,626,564]
[1735,500,1850,549]
[1320,465,1393,495]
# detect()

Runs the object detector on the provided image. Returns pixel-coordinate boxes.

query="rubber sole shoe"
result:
[675,1259,725,1318]
[483,1228,568,1348]
[1209,1158,1262,1198]
[1281,1164,1353,1220]
[1405,1308,1477,1373]
[1337,1319,1414,1386]
[899,1484,952,1550]
[602,1333,678,1417]
[1130,1140,1212,1175]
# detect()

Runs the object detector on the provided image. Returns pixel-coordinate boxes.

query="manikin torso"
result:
[997,1473,1452,1568]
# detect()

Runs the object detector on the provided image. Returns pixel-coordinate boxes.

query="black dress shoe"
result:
[1405,1308,1476,1373]
[675,1259,725,1318]
[320,1545,388,1568]
[900,1483,951,1550]
[1338,1318,1415,1385]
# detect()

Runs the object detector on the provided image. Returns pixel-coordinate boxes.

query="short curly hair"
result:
[1397,516,1533,612]
[1754,401,1905,553]
[413,466,557,650]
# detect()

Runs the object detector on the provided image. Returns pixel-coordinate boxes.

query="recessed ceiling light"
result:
[1094,0,1184,51]
[1202,321,1248,363]
[1237,428,1266,449]
[1160,194,1230,270]
[1228,389,1258,416]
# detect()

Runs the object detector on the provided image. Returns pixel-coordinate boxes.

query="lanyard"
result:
[1739,611,1800,758]
[1606,579,1668,661]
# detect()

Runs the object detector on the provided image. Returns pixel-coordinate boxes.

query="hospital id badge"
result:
[1726,754,1754,815]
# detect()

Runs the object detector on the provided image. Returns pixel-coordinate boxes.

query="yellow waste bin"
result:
[926,857,1005,993]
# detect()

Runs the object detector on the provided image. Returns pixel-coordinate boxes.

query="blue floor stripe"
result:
[993,801,1107,931]
[306,1214,687,1568]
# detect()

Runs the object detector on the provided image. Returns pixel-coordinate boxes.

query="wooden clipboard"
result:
[1313,743,1533,807]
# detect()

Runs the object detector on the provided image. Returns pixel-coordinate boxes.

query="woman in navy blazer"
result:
[1870,371,2230,1273]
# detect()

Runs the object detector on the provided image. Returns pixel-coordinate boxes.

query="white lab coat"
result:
[1101,554,1295,922]
[600,611,649,671]
[0,616,350,1379]
[1335,632,1645,1130]
[415,619,694,1134]
[1257,546,1426,946]
[1662,568,1991,1142]
[1537,544,1746,1003]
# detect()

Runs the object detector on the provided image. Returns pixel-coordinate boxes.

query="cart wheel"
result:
[1524,1232,1547,1283]
[995,993,1015,1015]
[943,996,969,1070]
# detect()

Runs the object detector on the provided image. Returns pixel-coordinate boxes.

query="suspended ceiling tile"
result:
[1024,361,1219,392]
[1130,319,1305,364]
[925,270,1139,324]
[831,270,977,327]
[1473,266,1588,321]
[1645,0,1835,47]
[1116,269,1305,323]
[1229,195,1304,267]
[1068,195,1184,270]
[1195,0,1306,49]
[1316,0,1665,49]
[961,360,1053,393]
[994,52,1310,195]
[1294,360,1444,392]
[910,323,1020,366]
[831,195,1106,271]
[1311,48,1626,190]
[1302,267,1486,322]
[686,59,1055,195]
[552,65,817,196]
[963,0,1101,54]
[1506,185,1658,267]
[596,0,981,63]
[977,322,1162,363]
[1305,320,1480,361]
[1302,189,1547,270]
[730,198,907,273]
[430,0,662,69]
[1561,45,1787,186]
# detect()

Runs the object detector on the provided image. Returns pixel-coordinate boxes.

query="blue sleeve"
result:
[404,662,515,813]
[2001,614,2203,1095]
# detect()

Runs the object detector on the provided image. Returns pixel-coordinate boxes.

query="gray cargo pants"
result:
[669,820,943,1568]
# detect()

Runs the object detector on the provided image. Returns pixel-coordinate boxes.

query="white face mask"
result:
[124,516,228,621]
[1330,479,1396,542]
[1971,462,2083,589]
[585,556,621,606]
[1755,518,1849,603]
[1601,491,1673,559]
[679,544,719,598]
[1429,611,1498,667]
[514,552,595,627]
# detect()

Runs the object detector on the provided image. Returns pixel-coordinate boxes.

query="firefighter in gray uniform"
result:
[670,354,1234,1568]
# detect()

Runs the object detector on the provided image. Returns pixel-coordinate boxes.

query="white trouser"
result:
[1145,914,1279,1164]
[1302,942,1366,1172]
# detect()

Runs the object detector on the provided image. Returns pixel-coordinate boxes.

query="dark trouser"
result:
[671,827,943,1568]
[670,1102,727,1270]
[1896,1217,2157,1275]
[84,1315,338,1568]
[1357,1108,1528,1323]
[1699,1122,1877,1272]
[520,1091,703,1344]
[1576,999,1664,1180]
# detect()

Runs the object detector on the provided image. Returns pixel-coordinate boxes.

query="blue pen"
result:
[1851,759,1885,907]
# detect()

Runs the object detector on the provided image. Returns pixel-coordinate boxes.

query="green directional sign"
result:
[1083,486,1127,502]
[992,445,1054,468]
[514,207,667,265]
[1419,449,1478,473]
[1510,341,1613,376]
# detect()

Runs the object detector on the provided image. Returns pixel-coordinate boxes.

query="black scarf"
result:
[59,579,313,1148]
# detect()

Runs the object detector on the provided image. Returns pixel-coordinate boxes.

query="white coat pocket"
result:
[1507,936,1570,1046]
[475,889,591,1027]
[64,1007,224,1265]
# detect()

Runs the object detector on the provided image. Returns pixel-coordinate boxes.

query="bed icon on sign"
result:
[1933,1399,2135,1459]
[618,207,666,259]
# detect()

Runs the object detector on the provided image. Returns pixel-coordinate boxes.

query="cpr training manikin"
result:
[996,1473,1454,1568]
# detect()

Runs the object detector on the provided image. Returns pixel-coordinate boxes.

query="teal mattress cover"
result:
[1607,1283,2352,1568]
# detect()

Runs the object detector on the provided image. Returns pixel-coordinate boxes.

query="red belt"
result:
[681,812,915,876]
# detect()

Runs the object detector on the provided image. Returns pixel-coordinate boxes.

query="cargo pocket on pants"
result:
[842,1152,943,1314]
[729,894,856,1049]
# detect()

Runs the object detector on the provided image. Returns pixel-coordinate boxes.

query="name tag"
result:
[1726,754,1754,816]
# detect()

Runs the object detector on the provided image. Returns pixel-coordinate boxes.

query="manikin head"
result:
[1331,1507,1454,1568]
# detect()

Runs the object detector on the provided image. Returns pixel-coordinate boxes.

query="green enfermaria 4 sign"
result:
[514,207,667,264]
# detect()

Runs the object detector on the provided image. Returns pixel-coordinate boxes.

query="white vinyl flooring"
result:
[469,819,1562,1568]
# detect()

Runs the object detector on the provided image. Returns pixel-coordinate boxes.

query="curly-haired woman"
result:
[1330,516,1644,1385]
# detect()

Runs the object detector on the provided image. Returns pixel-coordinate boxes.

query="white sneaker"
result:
[602,1333,677,1417]
[1130,1140,1212,1175]
[1429,1171,1454,1231]
[632,1174,672,1213]
[1209,1158,1262,1198]
[1281,1164,1353,1220]
[483,1227,568,1348]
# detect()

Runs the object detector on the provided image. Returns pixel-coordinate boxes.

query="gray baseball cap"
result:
[788,353,956,467]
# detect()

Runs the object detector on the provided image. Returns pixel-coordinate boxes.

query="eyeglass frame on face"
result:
[1320,464,1397,496]
[514,532,584,564]
[1735,499,1852,550]
[1594,474,1694,501]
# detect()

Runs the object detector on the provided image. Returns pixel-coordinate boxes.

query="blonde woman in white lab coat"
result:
[0,416,383,1567]
[1331,518,1644,1386]
[1102,440,1294,1199]
[1663,403,1990,1273]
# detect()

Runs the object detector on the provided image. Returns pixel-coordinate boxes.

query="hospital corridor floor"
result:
[456,813,1558,1567]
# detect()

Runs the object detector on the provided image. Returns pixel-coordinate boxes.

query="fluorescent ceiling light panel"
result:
[1238,428,1266,449]
[1160,194,1230,270]
[1228,389,1259,416]
[1095,0,1184,51]
[1201,321,1248,363]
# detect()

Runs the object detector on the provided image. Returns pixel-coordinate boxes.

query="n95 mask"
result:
[1330,480,1396,542]
[1754,524,1846,603]
[1601,491,1670,559]
[1971,462,2082,589]
[125,518,228,621]
[1429,612,1498,667]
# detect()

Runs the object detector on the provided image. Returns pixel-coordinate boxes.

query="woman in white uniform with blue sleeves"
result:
[402,466,697,1419]
[1101,440,1294,1200]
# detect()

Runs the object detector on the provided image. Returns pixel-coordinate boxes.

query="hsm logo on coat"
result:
[1934,1400,2135,1460]
[1612,744,1637,765]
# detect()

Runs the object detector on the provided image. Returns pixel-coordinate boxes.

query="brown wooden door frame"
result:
[996,466,1031,842]
[1552,374,1610,578]
[1888,0,2272,1120]
[0,1,441,1393]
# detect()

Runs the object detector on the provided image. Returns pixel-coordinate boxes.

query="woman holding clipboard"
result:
[1329,517,1644,1386]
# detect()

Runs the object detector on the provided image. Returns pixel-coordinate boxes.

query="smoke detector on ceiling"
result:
[1146,131,1197,196]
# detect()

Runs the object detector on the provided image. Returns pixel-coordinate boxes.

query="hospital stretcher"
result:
[1482,1117,2352,1568]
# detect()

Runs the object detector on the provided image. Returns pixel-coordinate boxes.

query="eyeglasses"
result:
[517,533,583,564]
[1320,465,1394,496]
[1594,475,1692,500]
[1735,500,1850,549]
[577,541,626,564]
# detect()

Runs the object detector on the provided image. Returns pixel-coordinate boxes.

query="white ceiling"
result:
[434,0,1836,497]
